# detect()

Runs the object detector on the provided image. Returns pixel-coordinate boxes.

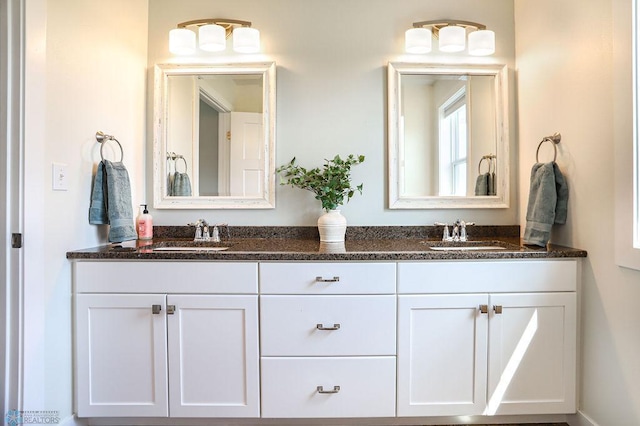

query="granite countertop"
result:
[66,226,587,261]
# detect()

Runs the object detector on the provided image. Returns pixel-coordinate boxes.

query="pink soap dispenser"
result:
[136,204,153,240]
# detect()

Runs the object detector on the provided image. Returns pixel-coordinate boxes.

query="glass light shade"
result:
[233,27,260,53]
[468,29,495,56]
[169,28,196,55]
[439,25,466,52]
[405,28,432,54]
[199,24,226,52]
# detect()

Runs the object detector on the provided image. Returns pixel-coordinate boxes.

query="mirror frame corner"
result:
[152,61,276,209]
[387,62,510,209]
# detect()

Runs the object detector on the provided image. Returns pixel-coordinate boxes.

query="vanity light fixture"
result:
[405,19,495,56]
[169,18,260,55]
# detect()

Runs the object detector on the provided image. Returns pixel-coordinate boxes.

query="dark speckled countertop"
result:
[66,226,587,261]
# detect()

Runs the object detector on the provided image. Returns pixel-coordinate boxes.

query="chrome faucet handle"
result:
[434,222,451,241]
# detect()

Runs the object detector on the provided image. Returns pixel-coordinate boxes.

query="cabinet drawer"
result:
[74,261,258,294]
[398,260,577,293]
[260,295,396,356]
[261,357,396,418]
[260,262,396,294]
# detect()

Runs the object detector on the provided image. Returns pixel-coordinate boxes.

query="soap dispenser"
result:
[136,204,153,240]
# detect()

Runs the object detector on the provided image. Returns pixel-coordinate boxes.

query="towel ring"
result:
[166,152,188,173]
[535,132,561,163]
[478,154,496,175]
[96,131,124,162]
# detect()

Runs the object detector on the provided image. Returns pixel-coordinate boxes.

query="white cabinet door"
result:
[167,295,260,417]
[75,294,168,417]
[487,292,576,415]
[397,294,488,416]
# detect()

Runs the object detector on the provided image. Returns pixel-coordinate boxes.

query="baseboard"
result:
[59,414,88,426]
[567,411,599,426]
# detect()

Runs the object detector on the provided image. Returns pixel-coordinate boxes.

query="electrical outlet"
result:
[52,163,68,191]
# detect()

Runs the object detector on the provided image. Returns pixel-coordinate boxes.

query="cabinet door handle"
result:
[316,323,341,331]
[493,305,503,314]
[317,385,340,394]
[479,304,488,314]
[315,276,340,283]
[152,304,162,314]
[167,305,176,315]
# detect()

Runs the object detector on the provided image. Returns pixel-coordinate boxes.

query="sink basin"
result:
[423,240,520,251]
[429,245,507,251]
[149,240,233,252]
[152,246,229,252]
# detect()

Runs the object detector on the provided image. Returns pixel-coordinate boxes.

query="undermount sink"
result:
[152,246,230,252]
[423,240,520,251]
[150,241,234,252]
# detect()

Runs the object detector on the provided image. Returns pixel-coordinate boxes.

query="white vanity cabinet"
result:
[397,260,578,417]
[259,262,397,418]
[73,261,260,418]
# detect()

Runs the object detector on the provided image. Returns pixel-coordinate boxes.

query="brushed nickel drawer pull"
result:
[316,323,341,331]
[315,276,340,283]
[152,305,162,315]
[317,385,340,394]
[479,304,488,314]
[493,305,503,314]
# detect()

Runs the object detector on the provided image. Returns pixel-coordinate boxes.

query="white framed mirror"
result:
[153,62,276,209]
[388,62,509,209]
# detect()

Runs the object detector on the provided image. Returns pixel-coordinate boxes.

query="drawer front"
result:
[398,260,577,294]
[260,295,396,356]
[260,262,396,294]
[261,357,396,418]
[74,261,258,294]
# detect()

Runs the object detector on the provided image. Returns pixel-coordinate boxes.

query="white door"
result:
[397,294,488,416]
[75,294,169,417]
[487,292,577,415]
[229,112,263,196]
[167,295,260,417]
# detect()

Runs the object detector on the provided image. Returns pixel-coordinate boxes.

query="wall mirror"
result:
[388,63,509,209]
[153,62,276,209]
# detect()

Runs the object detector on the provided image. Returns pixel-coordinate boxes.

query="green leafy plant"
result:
[276,154,365,211]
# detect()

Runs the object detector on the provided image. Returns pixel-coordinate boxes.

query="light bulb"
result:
[468,29,495,56]
[405,28,432,54]
[199,24,226,52]
[439,25,466,52]
[233,27,260,53]
[169,28,196,55]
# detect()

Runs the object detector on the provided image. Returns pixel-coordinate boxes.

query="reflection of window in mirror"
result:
[438,87,468,196]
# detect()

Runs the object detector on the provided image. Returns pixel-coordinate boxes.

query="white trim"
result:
[59,414,87,426]
[2,0,24,413]
[567,410,600,426]
[615,0,640,269]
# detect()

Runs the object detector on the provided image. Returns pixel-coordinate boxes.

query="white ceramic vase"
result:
[317,209,347,243]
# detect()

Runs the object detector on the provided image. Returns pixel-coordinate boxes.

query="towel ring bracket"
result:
[96,131,124,163]
[535,132,561,163]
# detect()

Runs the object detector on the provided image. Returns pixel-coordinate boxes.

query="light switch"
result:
[52,162,68,191]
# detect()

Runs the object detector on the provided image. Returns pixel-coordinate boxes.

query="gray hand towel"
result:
[523,162,569,247]
[474,173,489,196]
[88,160,137,242]
[488,172,496,196]
[171,172,192,196]
[89,161,108,224]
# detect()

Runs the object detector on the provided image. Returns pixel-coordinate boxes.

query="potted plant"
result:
[276,154,365,242]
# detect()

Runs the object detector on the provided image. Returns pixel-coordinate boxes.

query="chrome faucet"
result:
[189,219,210,242]
[435,220,475,242]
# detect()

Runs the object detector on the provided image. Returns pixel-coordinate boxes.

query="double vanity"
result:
[67,226,586,424]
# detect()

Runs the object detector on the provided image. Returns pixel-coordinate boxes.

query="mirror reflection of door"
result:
[166,73,264,197]
[400,74,496,197]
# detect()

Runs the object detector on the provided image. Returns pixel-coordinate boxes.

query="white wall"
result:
[515,0,640,424]
[23,0,148,419]
[147,0,517,227]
